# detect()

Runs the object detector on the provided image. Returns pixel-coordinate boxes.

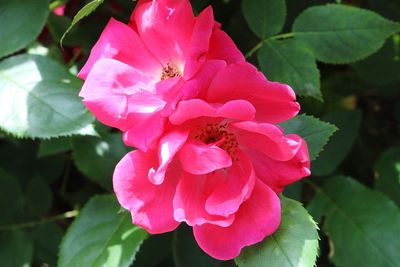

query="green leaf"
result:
[258,39,321,100]
[0,169,23,225]
[236,197,319,267]
[72,133,130,190]
[0,230,33,266]
[38,137,72,158]
[374,147,400,205]
[307,176,400,267]
[47,13,83,46]
[0,54,95,138]
[58,195,148,267]
[31,222,64,266]
[242,0,286,38]
[312,109,361,176]
[26,176,53,216]
[0,0,49,58]
[293,4,400,63]
[280,114,337,161]
[60,0,104,46]
[173,225,235,267]
[353,36,400,86]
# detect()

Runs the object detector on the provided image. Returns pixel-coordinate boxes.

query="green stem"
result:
[0,210,79,231]
[270,32,295,40]
[245,32,295,59]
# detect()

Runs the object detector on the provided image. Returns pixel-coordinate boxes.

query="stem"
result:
[0,210,79,231]
[67,49,83,68]
[270,32,295,40]
[245,32,295,59]
[245,41,263,59]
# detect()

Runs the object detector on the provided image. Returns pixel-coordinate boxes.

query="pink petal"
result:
[206,62,300,124]
[122,111,166,152]
[205,152,256,217]
[179,141,232,175]
[148,130,189,184]
[248,134,311,193]
[207,30,245,64]
[193,180,281,260]
[113,150,180,234]
[173,171,235,227]
[169,99,255,125]
[131,0,195,65]
[172,60,227,102]
[159,60,227,117]
[78,18,160,80]
[79,58,161,130]
[231,121,301,161]
[183,6,215,79]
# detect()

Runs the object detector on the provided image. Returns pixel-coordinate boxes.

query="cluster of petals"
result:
[79,0,311,260]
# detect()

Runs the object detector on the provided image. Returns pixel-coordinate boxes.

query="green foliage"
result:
[280,114,337,161]
[308,176,400,267]
[38,137,72,158]
[353,36,400,86]
[258,39,321,100]
[236,197,319,267]
[312,109,362,176]
[293,4,400,63]
[374,147,400,205]
[0,1,399,266]
[0,230,33,267]
[242,0,286,38]
[0,55,95,138]
[72,132,131,190]
[0,169,23,225]
[58,195,148,267]
[26,176,53,216]
[61,0,105,45]
[31,223,64,266]
[0,0,49,59]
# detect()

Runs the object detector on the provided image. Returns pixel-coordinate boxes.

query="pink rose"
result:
[78,0,244,151]
[113,62,310,260]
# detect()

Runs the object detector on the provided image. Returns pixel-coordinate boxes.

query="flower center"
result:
[160,64,181,80]
[194,123,239,157]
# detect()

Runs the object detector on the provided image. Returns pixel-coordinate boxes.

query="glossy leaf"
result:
[280,114,337,161]
[58,195,148,267]
[236,197,319,267]
[242,0,286,38]
[72,133,130,190]
[374,147,400,205]
[0,55,95,138]
[0,0,49,58]
[258,39,321,100]
[293,4,400,63]
[312,109,361,176]
[308,176,400,267]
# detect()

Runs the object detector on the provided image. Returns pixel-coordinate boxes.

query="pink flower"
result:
[78,0,244,151]
[113,63,310,260]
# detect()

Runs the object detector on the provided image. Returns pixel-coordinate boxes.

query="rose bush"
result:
[79,0,310,259]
